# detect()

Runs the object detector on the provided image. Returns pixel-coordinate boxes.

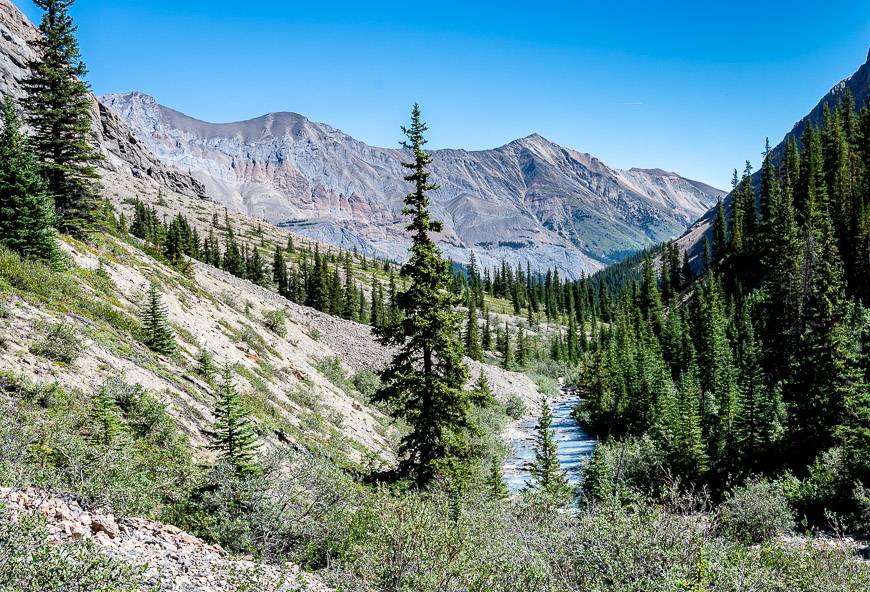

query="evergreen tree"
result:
[373,105,471,486]
[502,323,513,369]
[23,0,101,235]
[487,458,509,500]
[0,98,59,264]
[197,348,216,384]
[464,292,483,361]
[527,398,572,499]
[90,382,124,448]
[273,243,288,297]
[713,198,728,264]
[141,281,176,355]
[207,365,259,476]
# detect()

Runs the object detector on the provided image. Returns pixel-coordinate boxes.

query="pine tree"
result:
[527,398,572,499]
[273,243,288,297]
[222,214,246,278]
[471,370,495,407]
[502,323,513,369]
[515,326,528,368]
[90,382,124,448]
[674,365,709,478]
[464,292,483,361]
[207,365,259,476]
[373,105,471,486]
[487,458,509,500]
[141,281,176,355]
[197,348,216,384]
[23,0,101,235]
[0,98,59,265]
[713,198,728,265]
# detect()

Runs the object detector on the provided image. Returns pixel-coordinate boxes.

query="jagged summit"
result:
[102,92,723,277]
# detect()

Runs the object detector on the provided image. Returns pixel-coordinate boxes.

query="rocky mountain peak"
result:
[103,91,724,277]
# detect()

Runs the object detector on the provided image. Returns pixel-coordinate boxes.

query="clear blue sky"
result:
[18,0,870,189]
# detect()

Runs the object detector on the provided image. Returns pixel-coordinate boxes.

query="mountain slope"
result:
[102,92,724,277]
[0,0,206,202]
[676,48,870,267]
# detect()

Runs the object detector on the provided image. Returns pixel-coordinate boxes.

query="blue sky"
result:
[18,0,870,189]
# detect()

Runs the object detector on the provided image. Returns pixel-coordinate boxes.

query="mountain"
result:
[676,48,870,267]
[0,0,206,203]
[102,92,724,277]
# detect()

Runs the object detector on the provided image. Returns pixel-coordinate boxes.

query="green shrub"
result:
[0,510,144,591]
[0,378,197,518]
[720,479,795,543]
[351,370,381,400]
[263,308,287,337]
[317,357,352,393]
[30,320,79,364]
[503,394,527,420]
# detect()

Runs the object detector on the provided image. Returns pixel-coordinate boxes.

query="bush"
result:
[0,378,197,518]
[720,479,795,543]
[0,510,143,591]
[317,357,352,393]
[30,320,79,364]
[351,370,381,400]
[503,394,527,420]
[263,309,287,337]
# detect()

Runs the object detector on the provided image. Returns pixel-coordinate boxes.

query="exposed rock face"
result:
[0,0,206,200]
[1,488,329,591]
[675,49,870,268]
[102,92,724,277]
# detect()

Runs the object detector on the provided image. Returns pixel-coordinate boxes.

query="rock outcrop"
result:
[0,487,329,591]
[101,92,724,277]
[0,0,206,201]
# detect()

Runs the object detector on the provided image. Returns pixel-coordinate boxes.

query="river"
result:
[502,391,597,492]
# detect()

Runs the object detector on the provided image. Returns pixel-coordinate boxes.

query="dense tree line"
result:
[577,93,870,533]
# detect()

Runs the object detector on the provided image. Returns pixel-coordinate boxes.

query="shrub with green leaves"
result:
[503,394,527,420]
[0,377,197,517]
[263,308,287,336]
[0,510,144,592]
[720,478,795,543]
[30,320,79,364]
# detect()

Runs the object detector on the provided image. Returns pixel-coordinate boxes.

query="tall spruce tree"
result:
[373,105,471,486]
[208,364,259,476]
[0,98,59,265]
[464,292,483,361]
[23,0,100,235]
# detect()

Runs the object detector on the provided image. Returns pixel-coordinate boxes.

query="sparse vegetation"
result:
[30,320,79,364]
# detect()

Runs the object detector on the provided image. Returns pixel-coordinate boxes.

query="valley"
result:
[0,0,868,591]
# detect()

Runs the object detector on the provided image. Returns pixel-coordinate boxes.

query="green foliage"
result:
[720,479,795,544]
[503,393,526,420]
[0,98,60,266]
[373,105,472,486]
[197,348,217,384]
[526,398,572,500]
[0,510,144,591]
[262,308,287,336]
[140,281,176,355]
[207,365,260,477]
[30,320,78,364]
[23,0,101,235]
[0,376,196,517]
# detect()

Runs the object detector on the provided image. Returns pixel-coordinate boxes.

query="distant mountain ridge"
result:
[676,48,870,267]
[102,92,724,277]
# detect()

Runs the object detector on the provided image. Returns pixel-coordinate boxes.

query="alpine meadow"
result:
[0,0,868,590]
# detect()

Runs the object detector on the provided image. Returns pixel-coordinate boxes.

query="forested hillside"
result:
[0,1,868,591]
[578,95,870,534]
